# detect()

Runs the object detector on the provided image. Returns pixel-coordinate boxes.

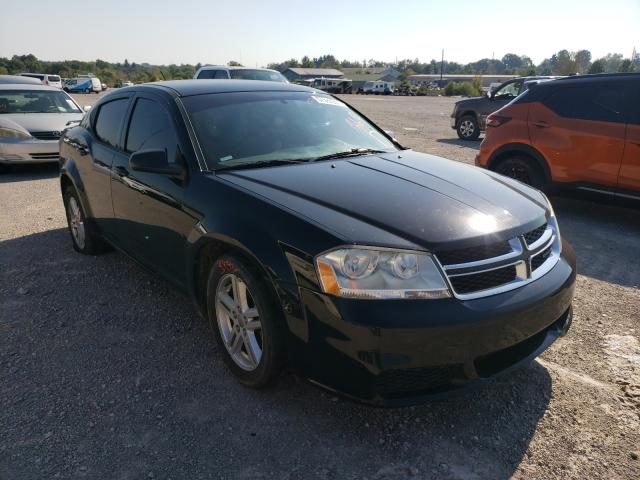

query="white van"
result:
[64,76,102,93]
[19,73,63,89]
[361,80,395,95]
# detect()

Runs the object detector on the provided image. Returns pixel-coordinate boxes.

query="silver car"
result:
[0,84,86,166]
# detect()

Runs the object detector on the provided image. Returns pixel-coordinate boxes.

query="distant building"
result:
[341,67,401,92]
[282,68,344,82]
[408,74,518,88]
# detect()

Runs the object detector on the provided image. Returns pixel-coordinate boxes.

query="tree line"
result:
[1,50,637,85]
[267,50,639,77]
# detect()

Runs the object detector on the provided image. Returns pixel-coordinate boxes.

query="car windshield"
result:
[229,69,287,83]
[0,90,81,114]
[183,91,398,170]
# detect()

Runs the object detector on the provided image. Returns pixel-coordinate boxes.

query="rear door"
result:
[618,81,640,194]
[110,92,195,287]
[528,81,626,188]
[73,95,131,235]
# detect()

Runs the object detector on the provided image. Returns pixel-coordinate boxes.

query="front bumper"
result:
[0,139,59,164]
[292,241,576,406]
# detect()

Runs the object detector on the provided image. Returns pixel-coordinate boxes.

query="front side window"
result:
[125,98,178,162]
[94,98,129,147]
[493,81,520,99]
[543,84,624,123]
[183,91,398,170]
[0,90,82,114]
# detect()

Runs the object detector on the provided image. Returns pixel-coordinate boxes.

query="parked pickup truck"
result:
[451,76,557,140]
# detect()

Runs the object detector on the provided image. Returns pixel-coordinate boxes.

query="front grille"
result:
[449,265,517,294]
[523,223,547,246]
[30,131,61,141]
[375,365,465,396]
[29,152,59,160]
[436,240,511,265]
[531,245,552,271]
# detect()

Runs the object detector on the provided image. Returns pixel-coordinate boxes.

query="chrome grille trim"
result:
[435,220,561,300]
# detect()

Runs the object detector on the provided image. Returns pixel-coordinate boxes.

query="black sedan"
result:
[59,80,576,405]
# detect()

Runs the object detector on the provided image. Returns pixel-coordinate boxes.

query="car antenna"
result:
[159,70,166,80]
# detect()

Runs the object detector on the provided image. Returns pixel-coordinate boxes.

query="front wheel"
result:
[494,156,546,190]
[456,115,480,140]
[206,254,285,388]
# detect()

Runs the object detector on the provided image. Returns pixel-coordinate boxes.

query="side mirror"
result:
[83,105,92,112]
[129,149,185,179]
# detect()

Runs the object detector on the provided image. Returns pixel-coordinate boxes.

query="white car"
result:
[194,65,287,83]
[19,73,63,89]
[0,84,86,167]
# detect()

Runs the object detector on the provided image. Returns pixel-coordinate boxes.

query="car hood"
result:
[0,113,84,133]
[218,150,549,251]
[454,96,487,109]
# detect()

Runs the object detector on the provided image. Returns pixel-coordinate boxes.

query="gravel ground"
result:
[1,92,639,480]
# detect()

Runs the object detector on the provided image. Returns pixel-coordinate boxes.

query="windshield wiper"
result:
[308,148,387,163]
[215,158,305,172]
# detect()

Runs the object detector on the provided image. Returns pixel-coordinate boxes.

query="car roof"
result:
[0,83,62,91]
[0,75,43,85]
[199,65,280,73]
[143,79,317,97]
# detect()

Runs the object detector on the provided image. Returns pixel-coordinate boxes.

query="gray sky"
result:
[2,0,639,66]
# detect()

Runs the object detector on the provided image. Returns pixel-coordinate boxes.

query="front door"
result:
[528,81,626,188]
[110,93,196,287]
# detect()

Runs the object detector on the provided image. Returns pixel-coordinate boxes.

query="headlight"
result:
[542,193,562,253]
[0,127,31,142]
[315,247,451,299]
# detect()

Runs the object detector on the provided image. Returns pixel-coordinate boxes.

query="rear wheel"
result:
[456,115,480,140]
[206,253,285,388]
[494,156,546,190]
[63,186,109,254]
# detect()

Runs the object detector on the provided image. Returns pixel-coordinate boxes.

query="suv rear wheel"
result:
[456,115,480,140]
[494,156,545,190]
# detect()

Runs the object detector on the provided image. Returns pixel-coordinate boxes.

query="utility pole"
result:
[440,49,444,81]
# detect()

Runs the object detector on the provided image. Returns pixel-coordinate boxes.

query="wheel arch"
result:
[487,143,552,184]
[189,234,290,320]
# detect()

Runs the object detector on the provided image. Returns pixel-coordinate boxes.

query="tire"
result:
[494,156,546,190]
[63,186,109,254]
[206,253,285,388]
[456,115,480,141]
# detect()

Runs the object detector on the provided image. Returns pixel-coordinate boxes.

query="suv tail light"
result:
[486,113,511,127]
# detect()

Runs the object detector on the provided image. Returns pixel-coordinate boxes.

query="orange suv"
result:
[476,73,640,199]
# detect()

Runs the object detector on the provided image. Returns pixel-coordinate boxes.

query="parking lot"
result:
[1,92,639,479]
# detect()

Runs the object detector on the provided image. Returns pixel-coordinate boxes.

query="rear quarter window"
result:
[94,98,129,147]
[197,69,229,79]
[543,83,625,123]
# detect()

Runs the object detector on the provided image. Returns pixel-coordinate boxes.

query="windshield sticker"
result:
[310,96,346,107]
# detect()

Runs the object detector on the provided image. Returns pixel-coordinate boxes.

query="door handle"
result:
[532,120,550,128]
[75,144,88,155]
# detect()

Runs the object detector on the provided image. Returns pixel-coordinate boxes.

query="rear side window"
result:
[94,98,129,147]
[48,75,61,82]
[125,98,178,162]
[543,84,625,123]
[197,69,228,79]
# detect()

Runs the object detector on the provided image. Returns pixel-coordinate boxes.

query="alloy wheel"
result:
[67,196,86,249]
[459,120,475,137]
[215,273,263,371]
